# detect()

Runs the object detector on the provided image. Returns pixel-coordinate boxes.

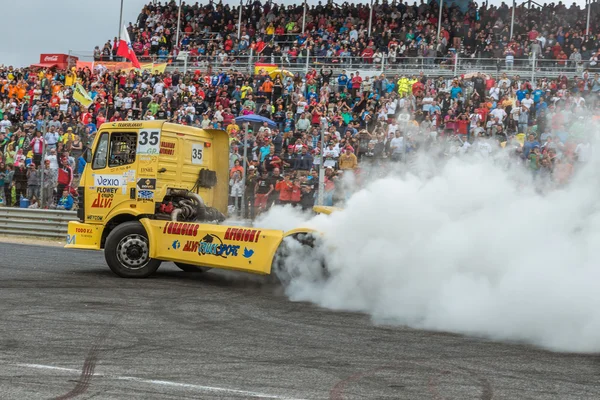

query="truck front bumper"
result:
[65,222,103,250]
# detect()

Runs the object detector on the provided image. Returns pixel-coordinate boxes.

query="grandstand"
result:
[78,0,600,78]
[0,0,595,214]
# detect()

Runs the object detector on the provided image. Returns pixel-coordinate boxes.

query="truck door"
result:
[85,130,139,223]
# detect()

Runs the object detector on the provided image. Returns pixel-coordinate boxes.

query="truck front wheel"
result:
[104,221,161,278]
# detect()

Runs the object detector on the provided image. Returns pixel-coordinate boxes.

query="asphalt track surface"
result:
[2,243,600,400]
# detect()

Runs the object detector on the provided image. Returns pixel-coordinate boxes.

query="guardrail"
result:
[0,208,76,239]
[71,48,586,80]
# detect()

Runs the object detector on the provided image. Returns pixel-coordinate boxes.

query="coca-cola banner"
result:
[38,54,78,68]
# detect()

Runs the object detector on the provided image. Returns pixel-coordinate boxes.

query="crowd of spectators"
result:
[96,0,600,71]
[0,1,597,215]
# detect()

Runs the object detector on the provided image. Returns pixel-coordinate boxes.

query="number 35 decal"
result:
[138,130,160,155]
[192,143,204,165]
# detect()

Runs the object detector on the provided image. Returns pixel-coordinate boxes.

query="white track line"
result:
[16,363,306,400]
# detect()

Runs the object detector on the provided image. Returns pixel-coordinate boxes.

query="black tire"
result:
[272,233,328,286]
[104,221,161,278]
[174,263,210,273]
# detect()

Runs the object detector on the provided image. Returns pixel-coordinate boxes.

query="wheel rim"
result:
[116,234,150,270]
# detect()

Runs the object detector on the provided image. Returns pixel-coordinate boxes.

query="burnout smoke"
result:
[259,145,600,353]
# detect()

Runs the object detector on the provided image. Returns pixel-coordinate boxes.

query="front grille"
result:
[77,187,84,221]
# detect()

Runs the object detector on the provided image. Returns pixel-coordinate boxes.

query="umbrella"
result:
[235,114,277,128]
[268,69,294,80]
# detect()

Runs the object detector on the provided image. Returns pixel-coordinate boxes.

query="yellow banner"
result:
[124,63,168,74]
[151,63,167,74]
[72,83,93,108]
[254,63,277,75]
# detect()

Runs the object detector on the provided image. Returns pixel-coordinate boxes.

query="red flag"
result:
[116,26,141,69]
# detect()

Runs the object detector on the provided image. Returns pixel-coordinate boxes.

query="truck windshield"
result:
[92,133,109,169]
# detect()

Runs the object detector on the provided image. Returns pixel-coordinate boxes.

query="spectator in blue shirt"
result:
[532,88,544,103]
[338,70,348,91]
[536,97,548,114]
[77,155,87,176]
[523,134,540,159]
[516,88,529,101]
[450,83,462,99]
[307,88,319,103]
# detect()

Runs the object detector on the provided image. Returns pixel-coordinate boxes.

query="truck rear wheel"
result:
[272,233,328,286]
[104,221,161,278]
[174,263,210,273]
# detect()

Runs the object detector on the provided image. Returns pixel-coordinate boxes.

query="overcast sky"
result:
[0,0,148,67]
[1,0,588,68]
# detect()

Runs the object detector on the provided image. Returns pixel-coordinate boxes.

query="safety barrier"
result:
[0,208,77,239]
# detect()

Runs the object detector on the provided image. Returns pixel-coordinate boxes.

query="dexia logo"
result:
[94,175,124,187]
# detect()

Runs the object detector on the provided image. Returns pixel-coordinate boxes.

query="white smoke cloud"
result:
[259,148,600,353]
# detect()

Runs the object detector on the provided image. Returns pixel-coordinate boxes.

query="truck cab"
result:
[66,121,314,279]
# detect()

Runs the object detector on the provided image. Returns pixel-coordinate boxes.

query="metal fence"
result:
[70,48,587,80]
[0,208,76,239]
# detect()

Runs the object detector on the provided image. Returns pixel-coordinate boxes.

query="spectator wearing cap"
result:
[339,146,358,170]
[55,157,73,204]
[26,163,41,200]
[30,131,44,167]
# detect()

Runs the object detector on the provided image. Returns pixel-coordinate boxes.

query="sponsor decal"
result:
[140,166,154,174]
[172,240,181,250]
[180,235,241,258]
[137,190,154,200]
[182,240,199,252]
[74,227,94,239]
[87,215,103,221]
[243,248,254,258]
[163,222,199,237]
[66,234,76,245]
[139,155,157,164]
[224,227,261,243]
[197,234,239,258]
[93,174,126,187]
[91,187,116,208]
[137,129,160,155]
[137,178,156,190]
[114,122,143,128]
[160,141,175,155]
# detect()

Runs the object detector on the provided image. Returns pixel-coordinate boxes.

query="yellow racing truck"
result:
[65,121,325,279]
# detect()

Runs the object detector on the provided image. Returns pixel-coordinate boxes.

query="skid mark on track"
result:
[52,316,119,400]
[330,361,493,400]
[15,363,306,399]
[330,366,390,400]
